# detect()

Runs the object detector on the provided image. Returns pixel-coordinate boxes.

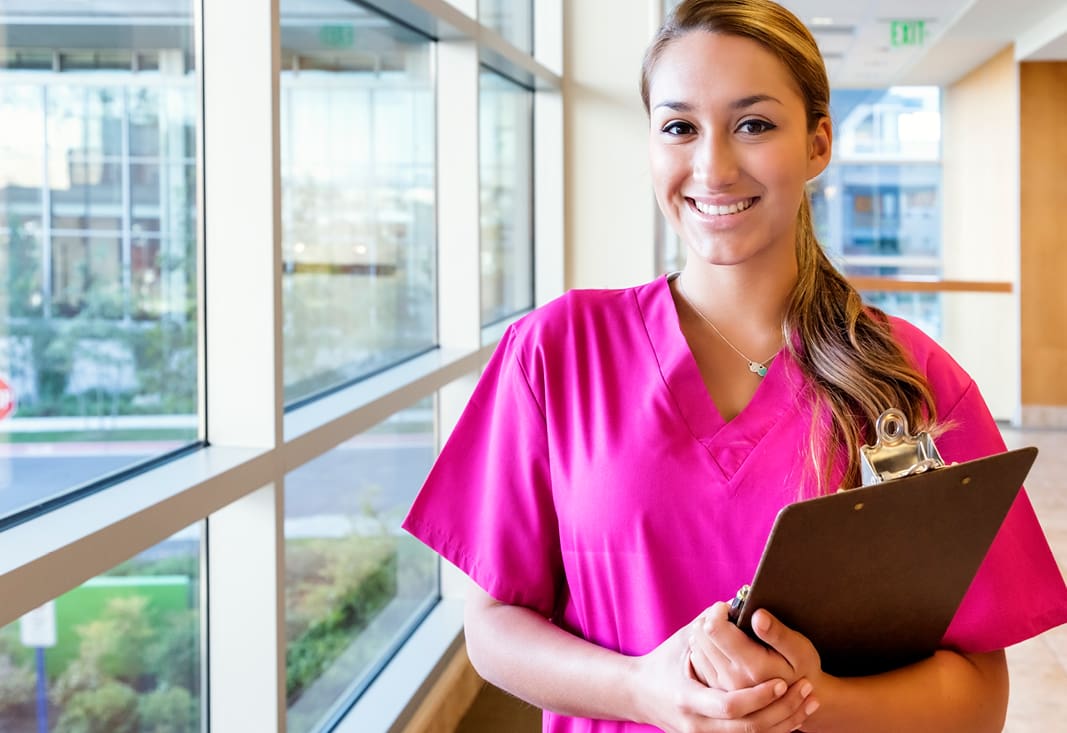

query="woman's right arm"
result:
[463,583,817,732]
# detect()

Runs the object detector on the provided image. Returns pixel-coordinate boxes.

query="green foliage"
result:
[285,545,397,704]
[4,314,196,418]
[145,610,200,696]
[138,685,198,733]
[54,680,138,733]
[0,653,36,716]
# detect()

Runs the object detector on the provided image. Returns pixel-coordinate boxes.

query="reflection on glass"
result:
[811,87,942,278]
[285,400,437,732]
[0,7,200,524]
[0,526,201,732]
[480,69,534,327]
[280,1,436,404]
[479,0,534,53]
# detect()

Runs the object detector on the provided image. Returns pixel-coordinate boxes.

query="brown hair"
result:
[642,0,938,491]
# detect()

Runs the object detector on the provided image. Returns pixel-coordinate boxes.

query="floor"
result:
[456,426,1067,733]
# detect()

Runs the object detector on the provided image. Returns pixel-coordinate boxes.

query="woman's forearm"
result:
[463,584,816,731]
[804,649,1008,733]
[463,588,638,722]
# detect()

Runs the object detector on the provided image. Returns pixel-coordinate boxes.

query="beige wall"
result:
[563,1,660,290]
[941,46,1020,421]
[1020,61,1067,424]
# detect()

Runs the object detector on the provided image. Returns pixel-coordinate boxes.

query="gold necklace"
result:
[674,278,778,378]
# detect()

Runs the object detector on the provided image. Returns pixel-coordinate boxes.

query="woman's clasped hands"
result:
[634,602,825,733]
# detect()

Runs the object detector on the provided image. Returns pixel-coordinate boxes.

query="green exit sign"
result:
[890,19,926,47]
[319,24,354,49]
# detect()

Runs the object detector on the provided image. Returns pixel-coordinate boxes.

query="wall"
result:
[563,1,660,289]
[941,45,1020,421]
[1020,61,1067,426]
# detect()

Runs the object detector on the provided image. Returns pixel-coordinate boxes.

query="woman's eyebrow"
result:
[652,94,784,113]
[731,93,783,110]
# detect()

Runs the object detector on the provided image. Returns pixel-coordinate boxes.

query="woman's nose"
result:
[691,133,740,189]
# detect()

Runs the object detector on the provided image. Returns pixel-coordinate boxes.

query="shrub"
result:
[54,681,138,733]
[138,685,197,733]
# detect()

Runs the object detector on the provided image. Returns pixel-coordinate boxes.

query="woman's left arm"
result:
[753,609,1008,733]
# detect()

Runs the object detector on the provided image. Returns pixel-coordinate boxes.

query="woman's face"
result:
[647,31,831,269]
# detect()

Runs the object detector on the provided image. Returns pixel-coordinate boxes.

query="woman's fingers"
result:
[682,677,818,731]
[751,609,822,680]
[690,603,797,690]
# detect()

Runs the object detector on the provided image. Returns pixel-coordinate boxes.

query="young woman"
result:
[403,1,1067,731]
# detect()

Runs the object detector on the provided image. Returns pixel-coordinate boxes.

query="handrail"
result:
[847,277,1013,294]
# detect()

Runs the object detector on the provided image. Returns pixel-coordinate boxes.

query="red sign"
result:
[0,377,15,420]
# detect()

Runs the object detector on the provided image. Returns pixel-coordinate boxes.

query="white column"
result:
[202,0,286,730]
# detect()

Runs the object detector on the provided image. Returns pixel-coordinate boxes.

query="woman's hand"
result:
[628,610,818,733]
[688,604,825,704]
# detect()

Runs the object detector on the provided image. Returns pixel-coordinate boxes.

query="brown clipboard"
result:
[730,446,1038,677]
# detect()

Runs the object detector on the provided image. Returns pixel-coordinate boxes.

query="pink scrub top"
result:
[403,275,1067,733]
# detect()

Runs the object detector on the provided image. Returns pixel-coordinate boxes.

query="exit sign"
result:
[890,20,926,47]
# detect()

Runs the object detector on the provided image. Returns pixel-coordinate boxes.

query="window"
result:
[285,401,437,732]
[0,7,199,525]
[2,527,201,732]
[810,87,943,333]
[3,2,562,732]
[480,68,534,327]
[479,0,534,54]
[280,2,435,405]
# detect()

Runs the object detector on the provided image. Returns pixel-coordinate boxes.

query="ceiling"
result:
[782,0,1067,87]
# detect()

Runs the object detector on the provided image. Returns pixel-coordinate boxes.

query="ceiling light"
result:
[811,17,835,25]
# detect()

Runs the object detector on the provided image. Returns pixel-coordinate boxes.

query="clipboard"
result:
[728,409,1038,677]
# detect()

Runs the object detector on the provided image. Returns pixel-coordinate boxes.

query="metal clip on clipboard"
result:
[858,408,945,487]
[730,407,946,624]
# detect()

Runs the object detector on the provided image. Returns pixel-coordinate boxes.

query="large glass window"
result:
[479,0,534,54]
[1,527,201,732]
[0,10,199,524]
[480,68,534,327]
[280,2,435,404]
[810,87,943,332]
[284,401,437,733]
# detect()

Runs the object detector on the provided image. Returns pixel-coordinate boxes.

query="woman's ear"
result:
[807,116,833,179]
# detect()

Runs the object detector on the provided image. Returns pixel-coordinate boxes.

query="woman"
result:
[403,1,1067,731]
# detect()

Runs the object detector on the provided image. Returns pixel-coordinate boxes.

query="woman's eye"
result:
[662,121,694,136]
[737,119,776,135]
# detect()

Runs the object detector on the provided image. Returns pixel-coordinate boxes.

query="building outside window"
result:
[280,2,436,405]
[0,6,199,522]
[810,87,943,335]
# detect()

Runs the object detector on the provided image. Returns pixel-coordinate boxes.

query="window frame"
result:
[0,1,564,732]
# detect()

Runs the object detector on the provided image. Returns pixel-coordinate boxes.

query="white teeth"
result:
[693,198,754,216]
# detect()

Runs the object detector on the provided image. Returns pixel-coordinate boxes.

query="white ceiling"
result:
[781,0,1067,87]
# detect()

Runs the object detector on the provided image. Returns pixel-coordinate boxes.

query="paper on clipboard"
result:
[728,410,1038,677]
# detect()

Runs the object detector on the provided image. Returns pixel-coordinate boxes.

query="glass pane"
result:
[281,1,436,404]
[0,7,200,525]
[480,69,534,327]
[811,87,942,279]
[0,526,201,732]
[285,401,438,732]
[480,0,534,54]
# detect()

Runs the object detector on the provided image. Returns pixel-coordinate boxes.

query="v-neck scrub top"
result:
[403,275,1067,733]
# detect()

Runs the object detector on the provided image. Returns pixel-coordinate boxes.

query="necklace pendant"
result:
[749,361,768,377]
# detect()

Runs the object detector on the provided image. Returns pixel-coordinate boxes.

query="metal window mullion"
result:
[120,86,133,321]
[40,84,53,318]
[202,0,285,731]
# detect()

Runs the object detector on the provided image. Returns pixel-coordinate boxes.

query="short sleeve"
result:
[936,381,1067,651]
[402,325,563,617]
